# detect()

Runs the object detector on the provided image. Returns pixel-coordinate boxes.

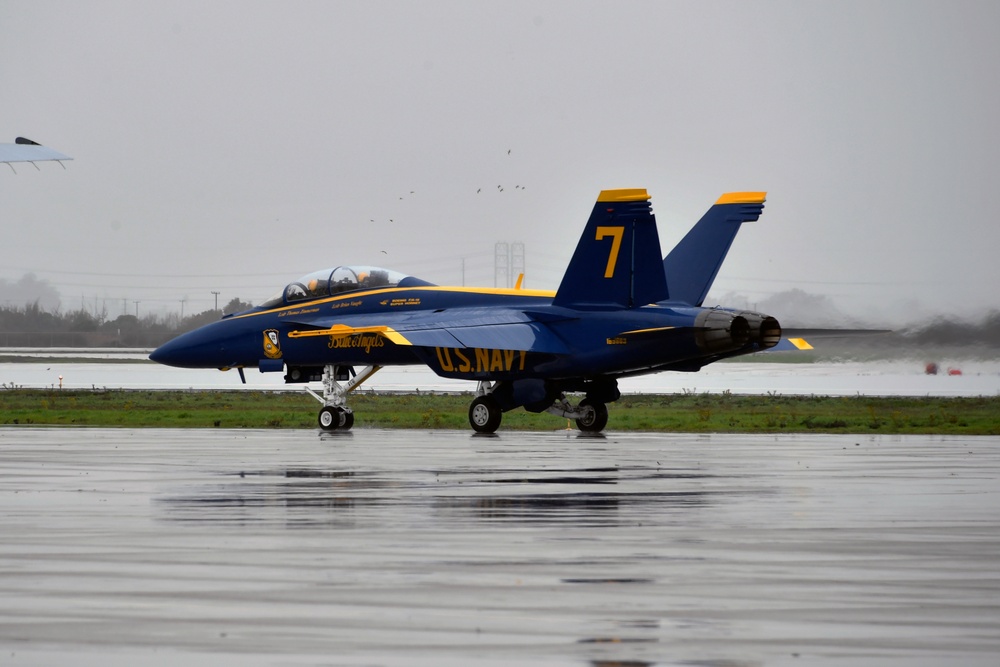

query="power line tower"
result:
[494,241,525,288]
[494,242,509,288]
[511,242,525,288]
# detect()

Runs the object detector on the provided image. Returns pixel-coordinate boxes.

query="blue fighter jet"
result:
[151,188,791,433]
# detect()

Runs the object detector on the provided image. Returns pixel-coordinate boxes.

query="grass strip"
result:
[1,389,998,434]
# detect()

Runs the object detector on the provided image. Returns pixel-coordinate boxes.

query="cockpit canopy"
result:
[261,265,412,309]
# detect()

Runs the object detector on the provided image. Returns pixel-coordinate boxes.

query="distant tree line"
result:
[1,296,998,350]
[2,273,998,350]
[0,297,253,348]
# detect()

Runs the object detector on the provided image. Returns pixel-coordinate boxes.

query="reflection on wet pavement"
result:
[1,427,999,666]
[158,462,723,529]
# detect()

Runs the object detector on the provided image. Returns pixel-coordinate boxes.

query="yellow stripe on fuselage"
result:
[715,191,767,205]
[288,324,413,346]
[420,286,555,298]
[619,326,677,335]
[228,285,556,320]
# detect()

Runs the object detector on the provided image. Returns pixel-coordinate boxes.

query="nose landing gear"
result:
[307,364,381,431]
[318,405,355,431]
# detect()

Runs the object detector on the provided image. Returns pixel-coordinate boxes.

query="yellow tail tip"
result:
[715,191,766,205]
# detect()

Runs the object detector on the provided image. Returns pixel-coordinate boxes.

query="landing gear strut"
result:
[306,364,381,431]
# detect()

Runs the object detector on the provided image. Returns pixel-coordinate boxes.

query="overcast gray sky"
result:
[3,0,999,324]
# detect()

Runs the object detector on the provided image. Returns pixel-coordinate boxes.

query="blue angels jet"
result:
[151,188,792,433]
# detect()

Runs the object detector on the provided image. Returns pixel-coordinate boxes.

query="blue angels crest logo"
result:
[262,329,282,359]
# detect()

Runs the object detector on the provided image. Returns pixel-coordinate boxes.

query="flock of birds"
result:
[367,149,530,256]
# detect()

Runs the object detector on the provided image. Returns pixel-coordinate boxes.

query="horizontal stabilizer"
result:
[663,192,766,306]
[769,337,814,351]
[767,329,891,352]
[781,328,892,338]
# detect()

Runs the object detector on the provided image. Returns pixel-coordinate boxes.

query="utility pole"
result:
[211,291,220,311]
[133,300,140,318]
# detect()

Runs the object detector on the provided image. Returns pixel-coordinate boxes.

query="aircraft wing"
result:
[286,308,571,354]
[0,138,72,164]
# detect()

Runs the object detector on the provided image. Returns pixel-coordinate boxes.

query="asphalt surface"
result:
[2,427,999,666]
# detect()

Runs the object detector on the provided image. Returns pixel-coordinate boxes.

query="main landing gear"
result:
[306,364,381,431]
[552,396,609,433]
[469,393,503,433]
[467,381,609,434]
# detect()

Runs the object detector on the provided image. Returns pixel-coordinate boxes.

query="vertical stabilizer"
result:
[553,189,669,309]
[662,192,766,306]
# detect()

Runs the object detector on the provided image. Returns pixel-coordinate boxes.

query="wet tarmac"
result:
[1,427,999,666]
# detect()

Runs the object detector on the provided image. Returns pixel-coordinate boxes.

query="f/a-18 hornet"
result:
[151,188,799,433]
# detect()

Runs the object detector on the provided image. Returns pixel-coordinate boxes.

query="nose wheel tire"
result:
[575,399,608,432]
[469,395,502,433]
[319,406,354,431]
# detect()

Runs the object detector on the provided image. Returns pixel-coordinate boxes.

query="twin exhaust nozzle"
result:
[695,309,781,353]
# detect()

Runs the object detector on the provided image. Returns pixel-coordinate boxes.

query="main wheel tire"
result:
[575,399,608,432]
[469,395,502,433]
[341,410,354,431]
[318,406,343,431]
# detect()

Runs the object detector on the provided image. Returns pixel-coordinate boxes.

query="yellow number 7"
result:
[595,226,624,278]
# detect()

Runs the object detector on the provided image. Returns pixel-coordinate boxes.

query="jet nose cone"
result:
[149,336,188,367]
[149,319,256,369]
[149,325,233,369]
